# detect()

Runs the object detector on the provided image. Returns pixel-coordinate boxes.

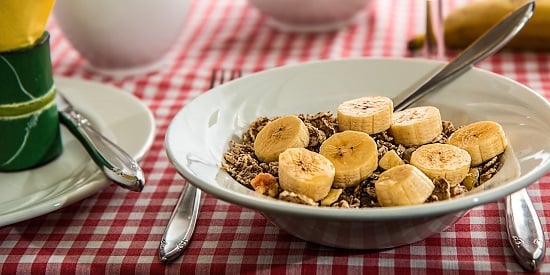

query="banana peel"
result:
[408,0,550,52]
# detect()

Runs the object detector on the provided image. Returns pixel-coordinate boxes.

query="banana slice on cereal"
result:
[390,106,443,146]
[447,120,507,166]
[320,188,344,206]
[337,96,394,134]
[254,115,310,162]
[410,143,471,186]
[379,150,405,170]
[375,164,435,207]
[319,130,378,188]
[278,148,335,201]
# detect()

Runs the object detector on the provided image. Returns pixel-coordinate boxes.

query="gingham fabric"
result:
[1,0,549,274]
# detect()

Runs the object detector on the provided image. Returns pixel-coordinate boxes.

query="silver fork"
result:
[159,69,242,263]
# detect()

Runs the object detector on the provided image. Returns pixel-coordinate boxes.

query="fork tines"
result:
[210,69,242,89]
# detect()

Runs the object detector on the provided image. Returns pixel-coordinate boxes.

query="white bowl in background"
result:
[247,0,373,32]
[165,58,550,249]
[54,0,190,77]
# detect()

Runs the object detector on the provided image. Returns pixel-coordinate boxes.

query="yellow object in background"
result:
[408,0,550,52]
[0,0,56,52]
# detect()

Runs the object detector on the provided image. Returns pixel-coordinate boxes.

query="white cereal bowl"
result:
[247,0,373,32]
[165,58,550,249]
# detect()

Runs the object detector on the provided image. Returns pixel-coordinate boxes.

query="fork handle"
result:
[159,183,201,263]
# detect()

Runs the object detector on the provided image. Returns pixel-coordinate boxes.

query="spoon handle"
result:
[505,187,546,272]
[393,1,535,111]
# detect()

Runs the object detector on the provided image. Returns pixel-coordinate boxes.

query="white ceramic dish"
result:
[247,0,373,32]
[0,77,155,227]
[54,0,190,77]
[165,58,550,249]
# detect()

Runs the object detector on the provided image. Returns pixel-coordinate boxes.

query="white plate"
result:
[0,77,155,227]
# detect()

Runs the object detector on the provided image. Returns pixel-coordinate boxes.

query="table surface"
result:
[2,0,550,274]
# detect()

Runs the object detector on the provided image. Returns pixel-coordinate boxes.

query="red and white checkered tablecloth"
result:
[1,0,549,274]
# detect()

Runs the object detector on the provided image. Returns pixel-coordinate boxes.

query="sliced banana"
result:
[409,143,471,186]
[278,148,335,201]
[320,188,344,206]
[447,120,507,166]
[337,96,394,134]
[254,115,310,162]
[319,130,378,188]
[375,164,435,207]
[390,106,443,146]
[379,150,405,170]
[462,168,481,191]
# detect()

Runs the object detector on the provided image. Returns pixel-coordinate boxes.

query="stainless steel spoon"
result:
[394,1,534,110]
[393,1,545,271]
[57,92,145,192]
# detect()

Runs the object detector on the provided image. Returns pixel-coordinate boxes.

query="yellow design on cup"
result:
[0,0,56,52]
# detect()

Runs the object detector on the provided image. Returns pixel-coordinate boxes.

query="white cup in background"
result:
[54,0,190,77]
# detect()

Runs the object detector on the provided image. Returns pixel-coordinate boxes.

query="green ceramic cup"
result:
[0,31,63,171]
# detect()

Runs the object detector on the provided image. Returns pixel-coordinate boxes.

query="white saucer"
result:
[0,77,155,227]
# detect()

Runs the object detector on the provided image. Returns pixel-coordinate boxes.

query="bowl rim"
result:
[165,57,550,220]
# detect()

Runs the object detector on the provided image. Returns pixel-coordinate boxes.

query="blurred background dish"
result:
[247,0,373,32]
[53,0,190,77]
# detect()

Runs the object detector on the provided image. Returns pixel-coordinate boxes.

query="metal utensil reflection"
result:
[159,69,242,263]
[505,187,546,272]
[393,1,534,110]
[57,91,145,192]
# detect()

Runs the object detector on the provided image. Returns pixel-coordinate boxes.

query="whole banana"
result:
[408,0,550,51]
